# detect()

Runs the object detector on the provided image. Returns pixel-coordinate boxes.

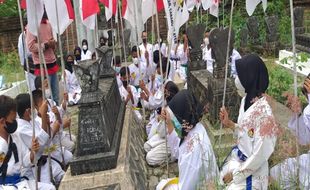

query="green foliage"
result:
[0,0,20,17]
[0,50,25,83]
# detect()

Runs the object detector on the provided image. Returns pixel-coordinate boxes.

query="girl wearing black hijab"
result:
[74,47,82,62]
[219,54,277,190]
[144,81,179,166]
[64,54,81,105]
[81,39,92,61]
[157,90,218,190]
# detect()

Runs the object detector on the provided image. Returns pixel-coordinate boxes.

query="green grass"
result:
[0,50,25,84]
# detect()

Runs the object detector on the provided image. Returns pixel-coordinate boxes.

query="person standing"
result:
[18,22,36,92]
[26,11,60,105]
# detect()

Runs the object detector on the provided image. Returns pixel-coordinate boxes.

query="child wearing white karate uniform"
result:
[64,54,82,105]
[0,95,55,190]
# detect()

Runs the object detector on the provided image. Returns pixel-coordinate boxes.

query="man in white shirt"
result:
[18,25,36,92]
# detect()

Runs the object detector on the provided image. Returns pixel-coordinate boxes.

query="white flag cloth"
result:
[246,0,267,16]
[26,0,44,36]
[44,0,72,35]
[164,0,189,45]
[202,0,213,11]
[80,0,99,30]
[141,0,156,24]
[123,0,144,40]
[209,0,219,17]
[105,0,113,21]
[186,0,196,12]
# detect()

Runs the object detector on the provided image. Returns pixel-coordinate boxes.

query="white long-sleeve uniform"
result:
[65,69,82,105]
[139,43,153,64]
[170,44,188,81]
[220,97,277,190]
[288,95,310,145]
[154,43,167,57]
[119,84,142,122]
[0,134,55,190]
[230,49,242,78]
[16,118,64,184]
[81,50,92,61]
[157,123,218,190]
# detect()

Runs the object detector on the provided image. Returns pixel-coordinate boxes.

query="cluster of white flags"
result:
[25,0,268,41]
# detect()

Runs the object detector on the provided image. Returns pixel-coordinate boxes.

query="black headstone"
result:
[71,59,125,175]
[187,24,206,71]
[265,16,279,43]
[209,27,235,79]
[96,46,114,78]
[247,16,260,45]
[239,28,248,48]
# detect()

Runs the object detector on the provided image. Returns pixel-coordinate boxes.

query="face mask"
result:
[133,58,140,66]
[75,54,81,60]
[5,120,18,134]
[156,74,163,84]
[83,45,88,50]
[122,80,128,88]
[67,61,74,65]
[172,115,182,138]
[142,38,147,44]
[204,38,209,46]
[45,89,51,99]
[115,67,121,74]
[235,76,246,97]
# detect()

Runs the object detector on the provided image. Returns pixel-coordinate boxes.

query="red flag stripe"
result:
[122,0,127,17]
[20,0,26,9]
[156,0,164,12]
[82,0,100,20]
[65,0,75,20]
[99,0,109,7]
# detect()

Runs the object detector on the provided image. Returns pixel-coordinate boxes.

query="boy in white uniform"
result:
[16,93,65,185]
[0,95,55,190]
[119,67,142,122]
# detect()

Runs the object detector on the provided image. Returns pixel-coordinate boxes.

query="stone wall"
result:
[0,16,77,53]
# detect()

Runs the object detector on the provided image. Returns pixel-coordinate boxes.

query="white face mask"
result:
[82,45,88,50]
[133,58,139,65]
[204,38,209,46]
[235,76,246,97]
[114,66,121,74]
[45,89,52,99]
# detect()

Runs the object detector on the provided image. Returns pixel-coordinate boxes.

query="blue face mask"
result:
[156,74,163,84]
[171,116,182,138]
[115,67,121,74]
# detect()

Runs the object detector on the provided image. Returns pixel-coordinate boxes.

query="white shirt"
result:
[129,62,148,87]
[18,32,31,66]
[154,43,167,57]
[205,48,214,74]
[118,84,140,107]
[0,134,32,177]
[230,49,242,77]
[139,43,153,64]
[167,123,218,190]
[288,95,310,145]
[223,97,277,190]
[81,50,92,61]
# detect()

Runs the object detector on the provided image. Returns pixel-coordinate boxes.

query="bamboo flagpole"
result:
[32,0,55,183]
[133,0,147,124]
[218,0,235,168]
[16,1,38,189]
[155,0,170,178]
[289,0,300,183]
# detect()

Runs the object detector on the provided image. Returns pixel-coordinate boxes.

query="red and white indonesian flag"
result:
[101,0,117,21]
[80,0,100,30]
[164,0,189,45]
[44,0,72,35]
[209,0,219,17]
[246,0,267,16]
[142,0,165,24]
[26,0,44,36]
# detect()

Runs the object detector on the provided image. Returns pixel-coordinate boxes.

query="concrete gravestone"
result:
[247,16,260,45]
[209,27,234,79]
[294,7,305,34]
[71,58,125,175]
[187,24,206,71]
[96,46,114,78]
[264,16,280,56]
[239,28,248,48]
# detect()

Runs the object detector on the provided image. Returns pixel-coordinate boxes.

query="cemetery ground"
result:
[1,51,310,189]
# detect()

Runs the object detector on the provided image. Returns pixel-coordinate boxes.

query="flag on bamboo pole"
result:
[163,0,189,45]
[246,0,267,16]
[21,0,27,9]
[201,0,213,11]
[65,0,75,20]
[142,0,165,24]
[80,0,100,30]
[44,0,72,35]
[100,0,117,21]
[26,0,44,36]
[209,0,219,17]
